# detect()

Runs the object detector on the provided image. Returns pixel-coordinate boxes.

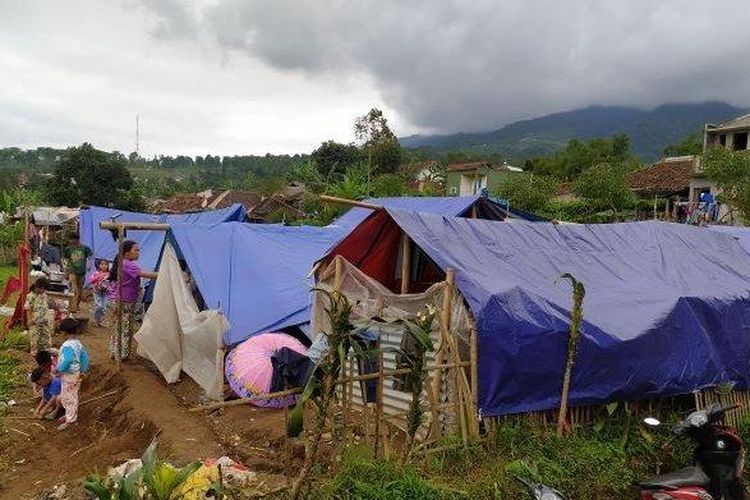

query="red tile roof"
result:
[628,156,698,195]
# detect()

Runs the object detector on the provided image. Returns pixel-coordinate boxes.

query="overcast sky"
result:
[2,0,749,157]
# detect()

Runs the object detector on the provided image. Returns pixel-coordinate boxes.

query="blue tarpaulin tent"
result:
[708,225,750,255]
[331,194,543,229]
[325,209,750,416]
[168,222,348,346]
[79,204,246,271]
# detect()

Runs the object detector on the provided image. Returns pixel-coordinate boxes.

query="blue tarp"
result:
[79,204,246,271]
[332,196,483,229]
[332,195,547,229]
[707,225,750,255]
[169,222,347,346]
[361,210,750,416]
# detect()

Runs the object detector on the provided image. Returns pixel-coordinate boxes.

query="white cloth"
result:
[135,244,229,400]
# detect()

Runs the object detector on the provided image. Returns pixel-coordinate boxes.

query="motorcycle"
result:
[515,476,567,500]
[638,403,749,500]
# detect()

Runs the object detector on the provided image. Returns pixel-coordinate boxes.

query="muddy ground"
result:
[0,307,301,499]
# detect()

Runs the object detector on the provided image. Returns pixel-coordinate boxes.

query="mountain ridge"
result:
[400,101,748,162]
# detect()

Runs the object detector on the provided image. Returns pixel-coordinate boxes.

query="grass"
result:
[0,262,30,404]
[311,409,701,500]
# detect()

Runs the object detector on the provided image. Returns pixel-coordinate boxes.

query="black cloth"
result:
[357,340,379,403]
[40,244,61,265]
[270,347,314,393]
[393,331,418,392]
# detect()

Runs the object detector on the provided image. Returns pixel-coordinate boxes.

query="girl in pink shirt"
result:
[106,241,157,360]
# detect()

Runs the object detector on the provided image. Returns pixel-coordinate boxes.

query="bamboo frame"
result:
[190,360,473,412]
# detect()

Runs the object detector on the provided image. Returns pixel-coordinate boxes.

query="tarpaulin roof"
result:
[707,225,750,255]
[331,195,544,229]
[327,209,750,416]
[169,222,348,346]
[79,204,246,271]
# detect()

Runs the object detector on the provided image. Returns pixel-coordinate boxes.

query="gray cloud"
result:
[145,0,750,133]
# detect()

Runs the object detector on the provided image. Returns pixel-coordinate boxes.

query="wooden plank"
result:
[319,195,381,210]
[99,221,170,231]
[400,234,411,294]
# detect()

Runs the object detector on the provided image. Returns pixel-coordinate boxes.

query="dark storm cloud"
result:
[146,0,750,133]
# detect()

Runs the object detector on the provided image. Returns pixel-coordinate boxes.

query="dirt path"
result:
[0,304,297,499]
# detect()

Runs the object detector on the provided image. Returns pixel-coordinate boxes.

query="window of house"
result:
[733,132,748,151]
[719,134,727,146]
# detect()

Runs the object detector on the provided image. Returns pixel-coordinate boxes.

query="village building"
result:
[704,112,750,151]
[445,161,523,196]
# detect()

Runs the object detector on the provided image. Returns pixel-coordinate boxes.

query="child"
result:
[55,318,90,431]
[30,367,62,420]
[29,349,58,398]
[24,278,52,355]
[89,259,110,327]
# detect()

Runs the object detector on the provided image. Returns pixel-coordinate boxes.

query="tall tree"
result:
[46,143,144,210]
[354,108,403,175]
[311,140,363,181]
[494,174,559,212]
[572,162,634,219]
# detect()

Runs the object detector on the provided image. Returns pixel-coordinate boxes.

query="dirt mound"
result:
[0,365,156,499]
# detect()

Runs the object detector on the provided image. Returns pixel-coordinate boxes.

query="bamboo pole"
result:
[435,270,455,437]
[99,221,170,231]
[469,323,479,437]
[319,195,381,210]
[334,257,343,292]
[400,234,411,294]
[374,347,384,459]
[116,226,124,368]
[190,361,473,412]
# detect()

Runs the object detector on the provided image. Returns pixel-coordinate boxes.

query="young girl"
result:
[55,318,89,431]
[89,259,110,327]
[24,278,52,356]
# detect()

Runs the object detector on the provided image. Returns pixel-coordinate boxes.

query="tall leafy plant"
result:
[556,274,586,437]
[400,305,437,462]
[288,289,358,499]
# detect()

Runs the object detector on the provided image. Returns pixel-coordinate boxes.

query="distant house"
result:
[628,155,730,221]
[152,185,307,222]
[704,113,750,151]
[152,189,263,214]
[446,161,523,196]
[628,156,698,200]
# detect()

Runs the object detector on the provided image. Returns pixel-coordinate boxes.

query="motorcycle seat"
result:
[638,466,711,489]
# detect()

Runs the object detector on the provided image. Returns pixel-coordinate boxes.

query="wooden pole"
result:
[319,195,381,210]
[430,269,455,439]
[470,205,478,219]
[116,226,124,368]
[99,221,170,231]
[400,234,411,294]
[469,322,479,438]
[334,257,343,291]
[190,361,473,412]
[374,346,384,459]
[653,196,658,220]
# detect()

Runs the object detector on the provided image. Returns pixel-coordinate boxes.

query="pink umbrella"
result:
[225,332,308,408]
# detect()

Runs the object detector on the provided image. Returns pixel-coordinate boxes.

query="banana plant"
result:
[555,273,586,437]
[398,304,437,461]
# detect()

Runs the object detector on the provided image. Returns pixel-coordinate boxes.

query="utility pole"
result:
[135,114,140,157]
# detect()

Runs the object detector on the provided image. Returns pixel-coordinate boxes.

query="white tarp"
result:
[135,244,228,400]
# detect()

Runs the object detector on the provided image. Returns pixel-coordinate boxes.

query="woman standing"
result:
[107,241,157,360]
